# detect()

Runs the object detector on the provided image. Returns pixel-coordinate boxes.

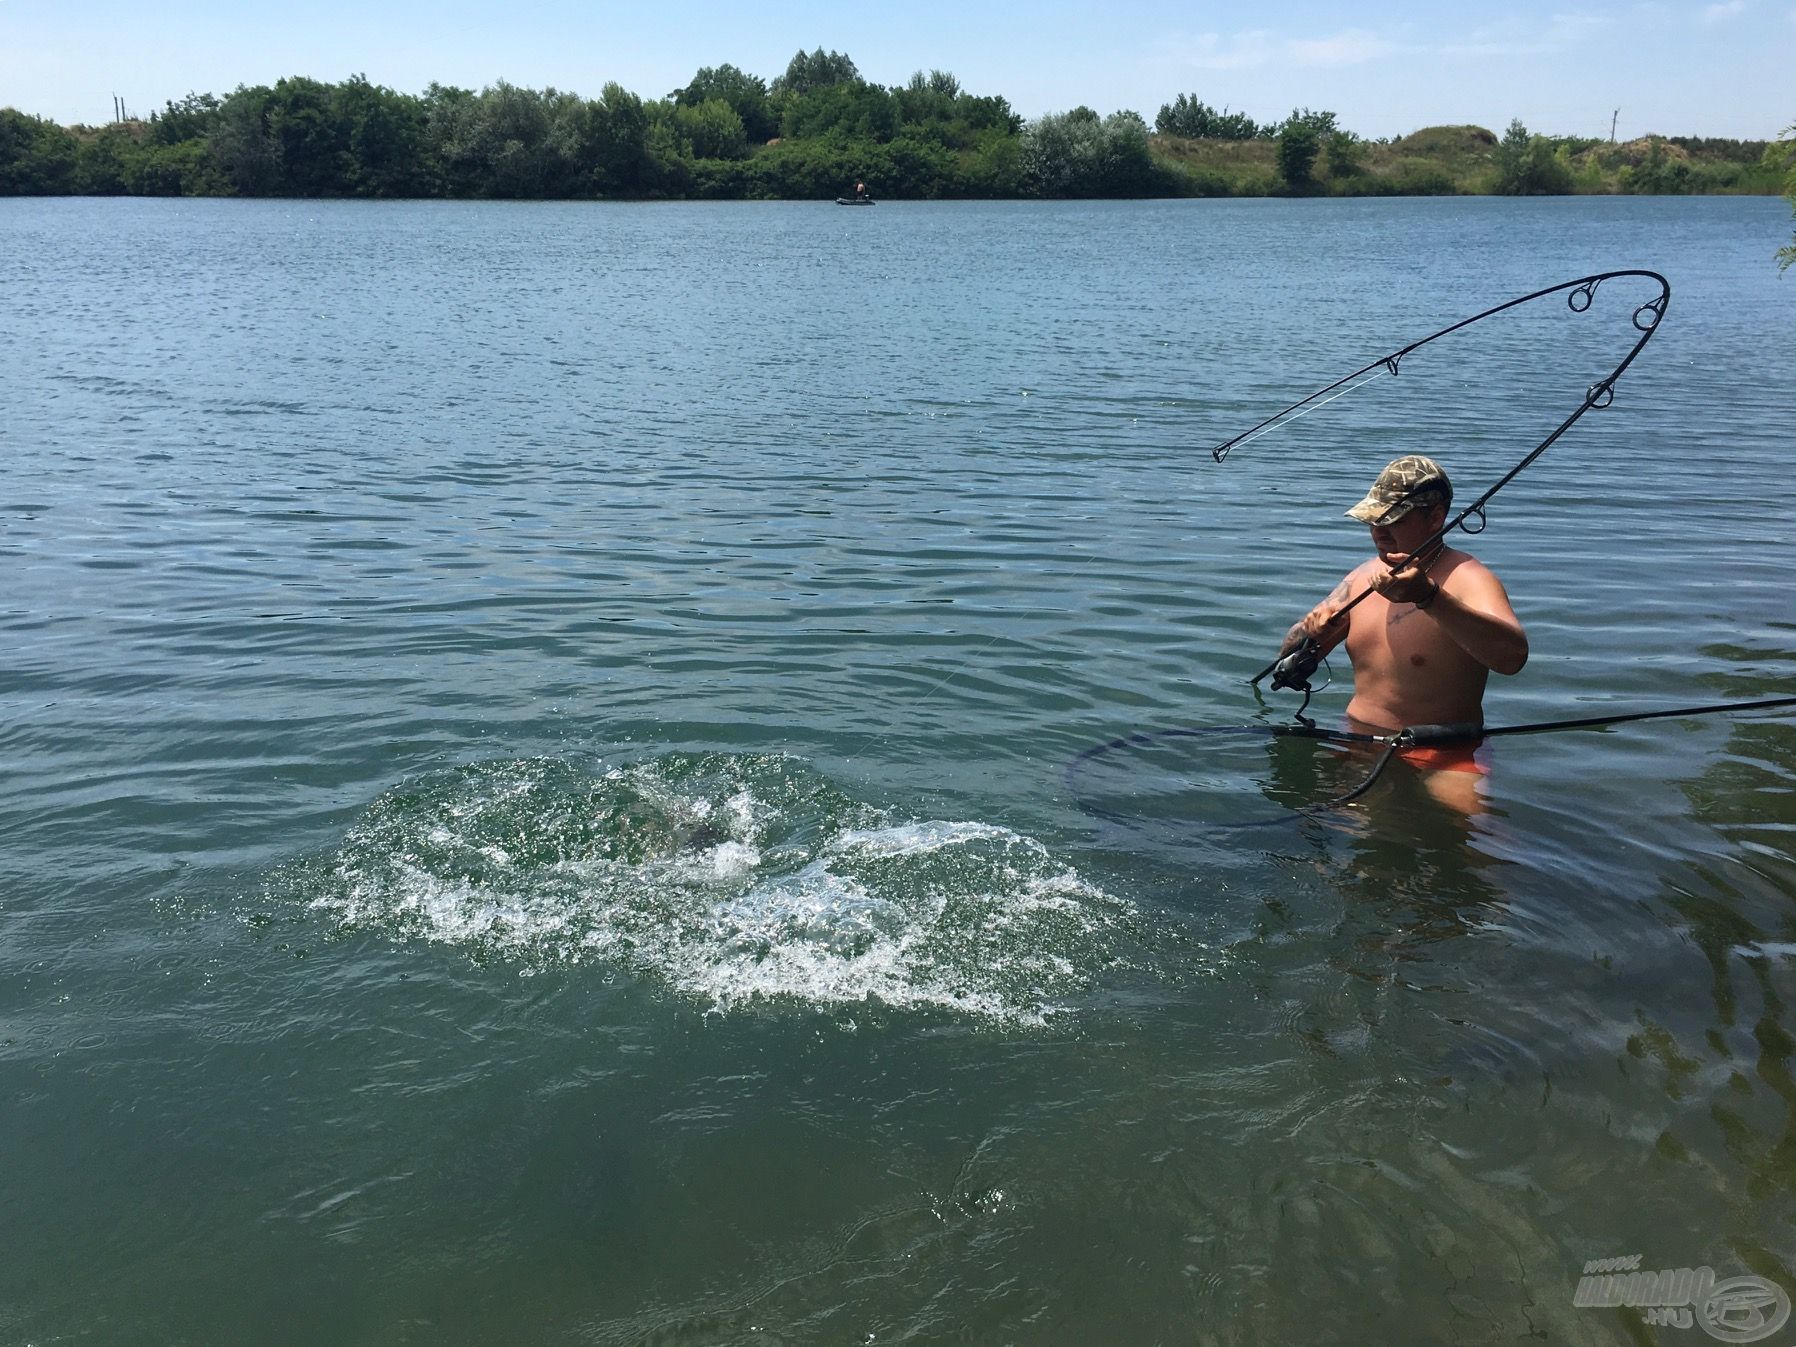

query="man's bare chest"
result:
[1347,595,1475,674]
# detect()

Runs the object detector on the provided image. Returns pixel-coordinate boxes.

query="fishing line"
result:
[1212,270,1669,465]
[1066,696,1796,834]
[1214,269,1672,696]
[846,274,1675,782]
[1220,366,1390,456]
[1070,270,1791,833]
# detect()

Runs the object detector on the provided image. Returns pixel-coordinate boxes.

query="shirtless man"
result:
[1279,456,1528,804]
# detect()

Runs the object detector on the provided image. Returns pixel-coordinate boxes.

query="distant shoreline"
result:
[1,64,1781,203]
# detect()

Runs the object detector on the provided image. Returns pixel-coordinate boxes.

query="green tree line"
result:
[0,55,1040,200]
[0,51,1781,201]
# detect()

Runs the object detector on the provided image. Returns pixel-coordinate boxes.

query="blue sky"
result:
[2,0,1789,139]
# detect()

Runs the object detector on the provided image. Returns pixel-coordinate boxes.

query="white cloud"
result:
[1156,30,1281,71]
[1157,27,1397,71]
[1288,28,1401,66]
[1700,0,1748,20]
[1444,12,1611,56]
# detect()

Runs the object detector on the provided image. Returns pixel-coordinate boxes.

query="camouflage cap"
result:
[1345,455,1453,525]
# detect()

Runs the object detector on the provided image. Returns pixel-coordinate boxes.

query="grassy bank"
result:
[1149,125,1780,197]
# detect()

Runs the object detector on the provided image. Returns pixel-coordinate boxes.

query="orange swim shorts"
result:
[1394,741,1489,775]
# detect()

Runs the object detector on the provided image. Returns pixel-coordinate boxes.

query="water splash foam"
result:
[276,753,1132,1023]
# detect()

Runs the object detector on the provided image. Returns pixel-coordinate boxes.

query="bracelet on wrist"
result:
[1415,580,1440,610]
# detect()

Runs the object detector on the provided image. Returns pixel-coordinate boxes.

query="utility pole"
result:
[1610,108,1619,143]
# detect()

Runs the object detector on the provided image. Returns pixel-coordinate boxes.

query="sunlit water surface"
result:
[3,195,1794,1344]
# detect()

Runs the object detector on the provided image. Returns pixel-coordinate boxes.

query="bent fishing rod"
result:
[1216,270,1671,699]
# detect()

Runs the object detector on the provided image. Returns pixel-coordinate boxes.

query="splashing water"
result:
[275,753,1134,1023]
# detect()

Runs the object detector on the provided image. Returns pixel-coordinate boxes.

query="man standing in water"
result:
[1279,456,1528,803]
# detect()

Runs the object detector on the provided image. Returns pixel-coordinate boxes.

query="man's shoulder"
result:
[1438,548,1516,601]
[1437,547,1495,580]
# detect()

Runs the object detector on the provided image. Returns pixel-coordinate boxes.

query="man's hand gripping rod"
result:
[1250,536,1444,691]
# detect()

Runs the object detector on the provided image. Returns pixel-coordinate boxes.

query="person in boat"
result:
[1277,455,1528,805]
[854,180,868,201]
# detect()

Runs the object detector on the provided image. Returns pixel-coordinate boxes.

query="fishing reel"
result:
[1249,635,1332,723]
[1267,636,1324,692]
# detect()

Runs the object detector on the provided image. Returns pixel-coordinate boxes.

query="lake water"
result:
[3,194,1794,1344]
